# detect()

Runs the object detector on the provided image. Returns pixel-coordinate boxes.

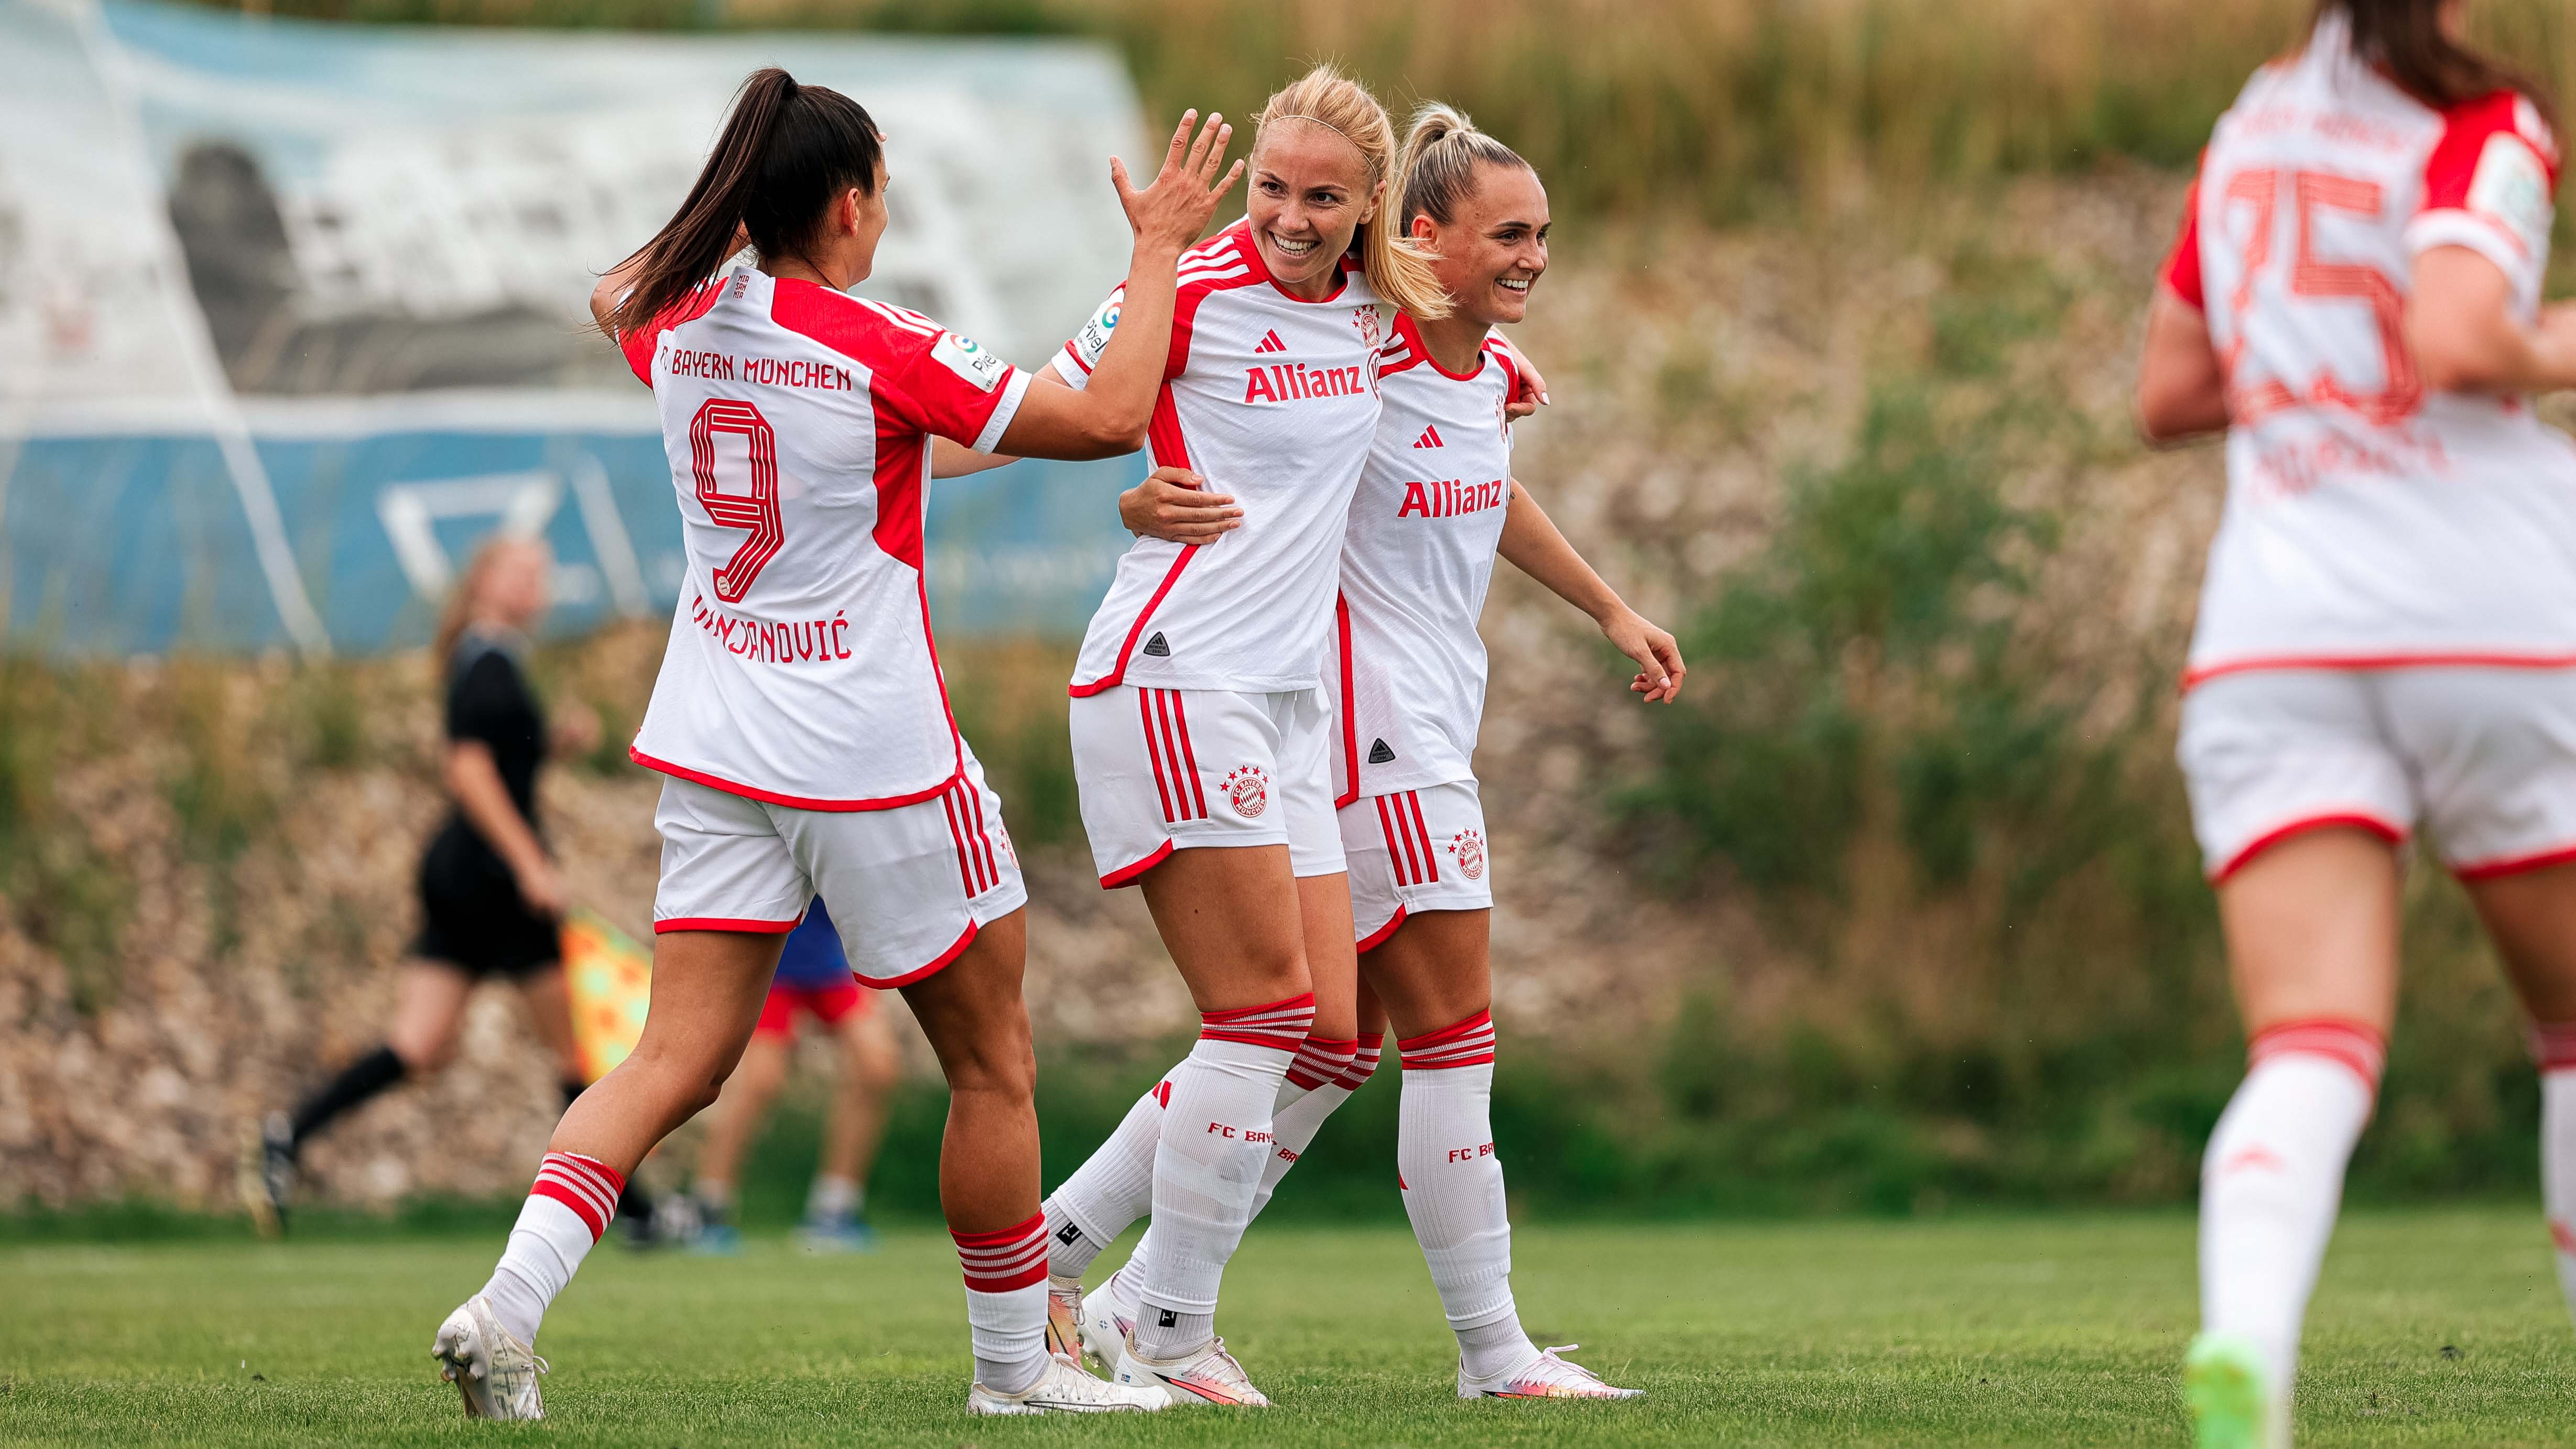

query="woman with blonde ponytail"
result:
[1103,99,1675,1403]
[1024,63,1479,1408]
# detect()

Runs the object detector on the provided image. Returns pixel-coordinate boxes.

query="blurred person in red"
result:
[240,535,656,1242]
[686,895,902,1254]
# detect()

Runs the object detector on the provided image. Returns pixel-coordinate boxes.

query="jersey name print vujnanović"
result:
[621,266,1028,809]
[1331,312,1519,802]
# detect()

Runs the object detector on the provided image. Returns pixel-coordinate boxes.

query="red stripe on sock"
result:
[1285,1034,1361,1091]
[1399,1009,1497,1070]
[529,1151,625,1242]
[2534,1021,2576,1072]
[953,1211,1048,1293]
[1199,992,1318,1052]
[2248,1017,2386,1092]
[1336,1034,1385,1091]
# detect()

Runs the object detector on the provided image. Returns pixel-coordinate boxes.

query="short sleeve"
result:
[2160,168,2205,312]
[1050,285,1125,392]
[2406,91,2560,299]
[615,276,726,387]
[878,324,1031,454]
[618,311,657,384]
[447,649,531,749]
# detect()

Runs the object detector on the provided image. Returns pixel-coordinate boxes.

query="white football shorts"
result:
[651,742,1025,987]
[2178,666,2576,883]
[1340,779,1493,949]
[1069,684,1344,887]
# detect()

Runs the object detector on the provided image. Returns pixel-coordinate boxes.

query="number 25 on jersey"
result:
[2216,168,2420,427]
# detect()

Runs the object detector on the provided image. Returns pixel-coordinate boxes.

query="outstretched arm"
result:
[1497,480,1683,702]
[992,113,1241,460]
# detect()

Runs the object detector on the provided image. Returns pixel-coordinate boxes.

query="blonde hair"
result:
[1396,102,1534,236]
[432,536,530,673]
[1253,64,1450,321]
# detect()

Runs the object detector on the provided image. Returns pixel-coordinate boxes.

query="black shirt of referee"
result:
[415,628,560,978]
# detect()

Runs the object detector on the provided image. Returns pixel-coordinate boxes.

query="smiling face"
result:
[1246,122,1380,298]
[1410,161,1549,327]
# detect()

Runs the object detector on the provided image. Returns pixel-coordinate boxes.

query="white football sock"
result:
[1396,1011,1536,1380]
[2532,1022,2576,1327]
[954,1212,1050,1396]
[1044,1074,1174,1279]
[808,1174,860,1220]
[1246,1034,1362,1217]
[2199,1019,2383,1420]
[1131,993,1314,1360]
[480,1151,622,1346]
[1111,1032,1371,1309]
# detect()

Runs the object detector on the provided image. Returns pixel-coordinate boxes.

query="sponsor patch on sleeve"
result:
[931,330,1009,392]
[2467,132,2554,259]
[1070,292,1122,372]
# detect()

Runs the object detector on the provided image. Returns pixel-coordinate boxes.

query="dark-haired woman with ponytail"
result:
[2133,2,2576,1443]
[428,68,1237,1420]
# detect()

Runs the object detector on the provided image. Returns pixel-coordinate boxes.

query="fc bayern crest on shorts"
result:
[1224,765,1272,819]
[1449,827,1486,880]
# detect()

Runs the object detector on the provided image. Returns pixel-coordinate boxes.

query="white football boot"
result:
[1112,1330,1273,1407]
[965,1355,1168,1414]
[1075,1277,1137,1374]
[431,1295,547,1421]
[1459,1344,1644,1400]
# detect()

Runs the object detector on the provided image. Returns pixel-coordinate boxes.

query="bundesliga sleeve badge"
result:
[933,330,1009,391]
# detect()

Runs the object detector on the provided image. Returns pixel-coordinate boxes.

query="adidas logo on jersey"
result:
[1367,738,1397,765]
[1412,426,1444,449]
[1142,632,1172,658]
[1254,328,1288,354]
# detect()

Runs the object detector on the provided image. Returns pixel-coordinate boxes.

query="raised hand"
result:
[1121,467,1243,544]
[1113,110,1243,257]
[1495,335,1550,420]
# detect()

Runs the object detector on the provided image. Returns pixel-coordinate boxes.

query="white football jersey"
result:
[2167,17,2576,685]
[619,265,1028,809]
[1330,313,1518,801]
[1053,220,1389,696]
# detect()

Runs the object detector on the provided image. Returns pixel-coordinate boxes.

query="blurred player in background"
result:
[2135,1,2576,1443]
[241,536,657,1241]
[1100,103,1676,1401]
[688,897,900,1254]
[426,69,1236,1420]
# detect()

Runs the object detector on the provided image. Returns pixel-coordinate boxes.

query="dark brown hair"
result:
[2314,0,2559,134]
[604,68,884,338]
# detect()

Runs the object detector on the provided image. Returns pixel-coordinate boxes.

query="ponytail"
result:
[1255,64,1451,321]
[1395,102,1535,236]
[603,68,884,339]
[2314,0,2560,135]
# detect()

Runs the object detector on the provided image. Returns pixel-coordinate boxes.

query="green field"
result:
[6,1210,2574,1446]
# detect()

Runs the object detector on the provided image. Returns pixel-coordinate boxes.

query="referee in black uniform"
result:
[243,535,651,1237]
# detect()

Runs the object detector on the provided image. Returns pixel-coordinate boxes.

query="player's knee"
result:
[943,1028,1036,1104]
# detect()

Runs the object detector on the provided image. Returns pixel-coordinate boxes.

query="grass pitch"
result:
[5,1208,2574,1446]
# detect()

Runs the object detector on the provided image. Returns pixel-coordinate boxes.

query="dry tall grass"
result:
[209,0,2574,216]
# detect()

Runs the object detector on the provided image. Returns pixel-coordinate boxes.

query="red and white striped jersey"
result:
[1052,220,1389,697]
[619,265,1029,809]
[2161,17,2576,686]
[1330,313,1518,801]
